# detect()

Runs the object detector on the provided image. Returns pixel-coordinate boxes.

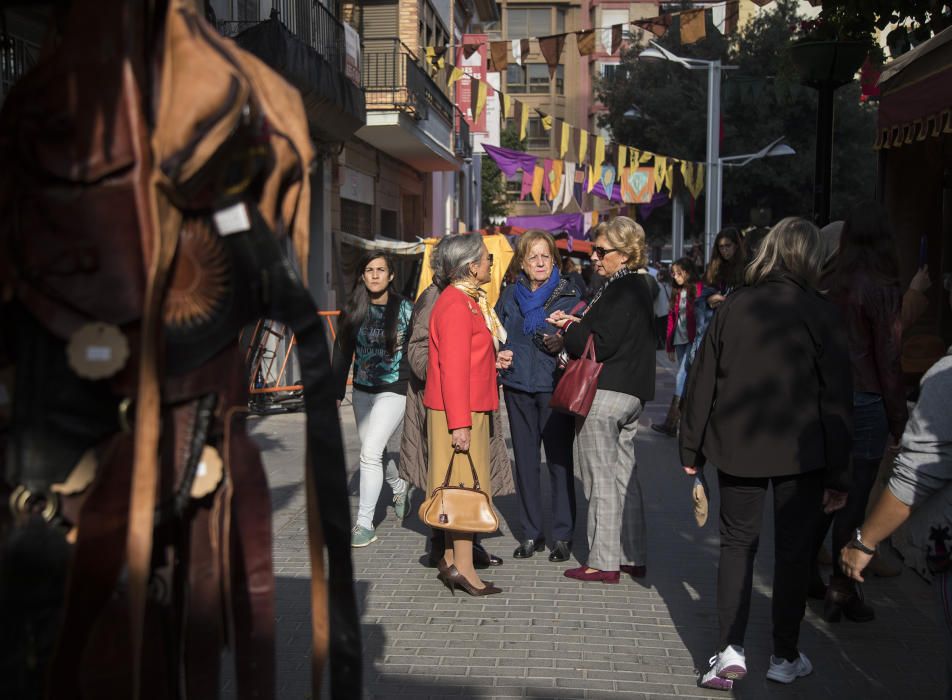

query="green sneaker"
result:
[351,525,377,548]
[393,489,410,520]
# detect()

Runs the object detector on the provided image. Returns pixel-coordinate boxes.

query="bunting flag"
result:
[531,164,545,207]
[503,93,512,119]
[680,8,706,44]
[543,159,553,200]
[683,161,705,199]
[617,145,628,172]
[639,149,653,164]
[448,66,464,88]
[473,79,488,121]
[633,15,673,37]
[462,43,480,59]
[536,110,553,131]
[576,29,596,56]
[538,34,566,79]
[551,159,564,202]
[586,163,596,193]
[490,41,508,72]
[519,101,529,141]
[577,130,588,164]
[560,121,571,158]
[520,168,533,200]
[653,156,668,191]
[426,46,447,69]
[611,24,623,54]
[593,136,605,173]
[512,38,530,66]
[665,163,675,192]
[600,164,616,194]
[555,161,576,211]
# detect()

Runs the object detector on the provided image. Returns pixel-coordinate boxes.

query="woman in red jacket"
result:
[423,233,512,596]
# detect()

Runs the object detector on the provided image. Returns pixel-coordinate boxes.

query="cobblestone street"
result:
[242,354,944,699]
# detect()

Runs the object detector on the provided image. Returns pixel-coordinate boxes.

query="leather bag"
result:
[419,452,499,533]
[550,334,602,417]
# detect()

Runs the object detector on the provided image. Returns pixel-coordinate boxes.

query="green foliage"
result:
[480,126,525,225]
[597,0,878,243]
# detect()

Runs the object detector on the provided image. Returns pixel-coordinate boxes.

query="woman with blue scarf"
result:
[495,230,584,563]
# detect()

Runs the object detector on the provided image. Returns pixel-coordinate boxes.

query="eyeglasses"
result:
[592,246,618,259]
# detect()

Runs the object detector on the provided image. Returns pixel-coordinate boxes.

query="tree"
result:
[481,126,525,225]
[598,0,878,240]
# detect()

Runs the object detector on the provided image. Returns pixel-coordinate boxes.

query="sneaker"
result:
[700,645,746,690]
[393,489,409,520]
[766,652,813,684]
[351,525,377,548]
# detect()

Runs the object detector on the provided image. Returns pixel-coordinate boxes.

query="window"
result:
[506,117,550,150]
[507,8,551,38]
[556,7,566,34]
[380,209,398,237]
[601,63,622,82]
[341,198,373,237]
[506,64,562,94]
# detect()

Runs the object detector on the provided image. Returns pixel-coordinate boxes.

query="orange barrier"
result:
[245,311,344,412]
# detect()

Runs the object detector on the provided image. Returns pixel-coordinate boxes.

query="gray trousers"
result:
[575,390,646,571]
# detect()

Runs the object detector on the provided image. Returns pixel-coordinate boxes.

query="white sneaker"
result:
[766,652,813,683]
[699,645,746,690]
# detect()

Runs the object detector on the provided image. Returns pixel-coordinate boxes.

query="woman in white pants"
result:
[332,251,413,547]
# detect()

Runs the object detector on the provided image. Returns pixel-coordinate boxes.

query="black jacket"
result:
[563,271,656,402]
[679,272,853,490]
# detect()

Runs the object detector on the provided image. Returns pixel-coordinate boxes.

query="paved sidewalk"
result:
[241,352,945,699]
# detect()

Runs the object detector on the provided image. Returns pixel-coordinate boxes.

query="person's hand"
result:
[683,465,698,476]
[708,293,726,308]
[910,265,931,293]
[451,427,471,452]
[542,333,564,354]
[496,349,513,370]
[336,399,341,409]
[667,351,676,363]
[840,545,873,583]
[546,310,580,329]
[822,489,848,514]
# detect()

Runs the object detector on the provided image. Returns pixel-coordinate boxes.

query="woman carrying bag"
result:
[422,233,512,596]
[547,216,657,584]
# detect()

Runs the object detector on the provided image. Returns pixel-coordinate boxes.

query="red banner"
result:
[456,34,488,133]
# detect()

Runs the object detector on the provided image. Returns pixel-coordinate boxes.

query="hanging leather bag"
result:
[419,452,499,533]
[550,334,602,417]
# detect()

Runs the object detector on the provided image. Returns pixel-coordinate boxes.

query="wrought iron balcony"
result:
[363,38,453,126]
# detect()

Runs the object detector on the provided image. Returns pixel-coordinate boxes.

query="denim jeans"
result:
[673,343,689,398]
[352,389,408,530]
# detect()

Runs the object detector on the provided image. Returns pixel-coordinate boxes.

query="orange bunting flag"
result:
[680,9,706,45]
[576,30,596,56]
[490,41,508,72]
[531,164,545,207]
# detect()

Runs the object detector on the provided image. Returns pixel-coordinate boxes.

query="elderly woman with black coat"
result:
[680,217,853,690]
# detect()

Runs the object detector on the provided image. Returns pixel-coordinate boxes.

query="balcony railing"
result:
[363,38,453,126]
[0,34,39,106]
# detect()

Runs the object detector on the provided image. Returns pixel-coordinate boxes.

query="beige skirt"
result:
[425,409,492,505]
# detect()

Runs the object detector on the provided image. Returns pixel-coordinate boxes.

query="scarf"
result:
[514,268,561,335]
[582,266,636,316]
[453,279,508,350]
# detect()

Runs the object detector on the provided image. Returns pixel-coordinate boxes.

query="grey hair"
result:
[429,237,449,290]
[745,217,823,287]
[437,233,485,283]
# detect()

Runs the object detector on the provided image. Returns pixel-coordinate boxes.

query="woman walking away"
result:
[680,218,852,690]
[547,216,657,584]
[820,202,907,622]
[424,233,513,596]
[332,252,413,547]
[652,257,707,438]
[399,238,509,569]
[495,230,583,563]
[704,228,746,310]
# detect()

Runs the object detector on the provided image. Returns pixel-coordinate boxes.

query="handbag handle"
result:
[441,451,481,491]
[582,334,597,361]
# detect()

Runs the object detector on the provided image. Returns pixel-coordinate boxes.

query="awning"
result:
[234,18,366,145]
[876,25,952,149]
[334,230,425,255]
[414,233,514,305]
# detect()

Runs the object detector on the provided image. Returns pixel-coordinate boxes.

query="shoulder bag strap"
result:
[441,451,482,491]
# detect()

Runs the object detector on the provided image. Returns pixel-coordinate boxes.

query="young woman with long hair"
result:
[704,228,747,309]
[332,251,413,547]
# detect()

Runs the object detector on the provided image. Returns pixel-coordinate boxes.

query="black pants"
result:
[503,387,577,542]
[814,456,880,581]
[717,469,826,661]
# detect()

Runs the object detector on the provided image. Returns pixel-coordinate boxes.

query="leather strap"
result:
[441,452,481,491]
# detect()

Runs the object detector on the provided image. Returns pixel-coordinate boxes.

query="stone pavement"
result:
[235,352,945,699]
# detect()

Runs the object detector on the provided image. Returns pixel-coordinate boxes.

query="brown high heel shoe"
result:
[440,564,502,596]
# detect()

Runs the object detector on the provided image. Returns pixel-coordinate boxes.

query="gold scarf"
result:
[453,279,508,350]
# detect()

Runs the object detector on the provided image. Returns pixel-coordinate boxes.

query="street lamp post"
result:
[717,136,796,227]
[639,41,737,262]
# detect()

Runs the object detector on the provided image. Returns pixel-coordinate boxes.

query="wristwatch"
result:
[847,528,876,555]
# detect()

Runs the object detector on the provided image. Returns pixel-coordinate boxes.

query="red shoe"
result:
[563,566,620,584]
[621,565,647,579]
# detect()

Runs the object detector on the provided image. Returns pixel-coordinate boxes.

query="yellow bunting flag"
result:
[531,165,545,207]
[653,156,668,191]
[551,159,564,200]
[618,145,628,172]
[683,161,705,199]
[639,150,653,164]
[474,80,488,121]
[586,163,597,193]
[593,136,605,173]
[520,103,529,141]
[666,163,675,192]
[503,93,512,119]
[578,130,588,164]
[560,122,571,158]
[448,66,464,88]
[540,113,553,131]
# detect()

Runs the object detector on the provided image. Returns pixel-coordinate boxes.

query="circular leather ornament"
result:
[66,322,130,380]
[164,220,230,329]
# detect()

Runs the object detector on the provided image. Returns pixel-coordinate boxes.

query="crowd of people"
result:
[330,209,951,693]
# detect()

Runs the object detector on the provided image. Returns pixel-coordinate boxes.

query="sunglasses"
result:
[592,246,618,259]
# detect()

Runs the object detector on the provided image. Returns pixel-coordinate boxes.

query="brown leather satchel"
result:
[550,334,603,417]
[419,452,499,533]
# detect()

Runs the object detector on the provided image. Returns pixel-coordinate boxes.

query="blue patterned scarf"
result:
[514,268,561,335]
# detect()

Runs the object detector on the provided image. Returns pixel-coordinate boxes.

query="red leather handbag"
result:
[550,334,602,417]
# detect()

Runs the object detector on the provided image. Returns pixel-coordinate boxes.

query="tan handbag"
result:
[419,452,499,533]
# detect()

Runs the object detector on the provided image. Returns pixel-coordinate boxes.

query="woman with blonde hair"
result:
[680,217,852,689]
[547,216,657,583]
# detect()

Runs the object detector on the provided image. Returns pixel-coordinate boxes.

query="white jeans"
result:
[352,389,408,530]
